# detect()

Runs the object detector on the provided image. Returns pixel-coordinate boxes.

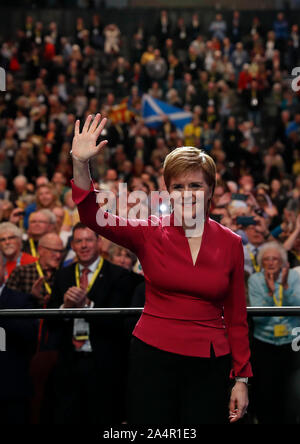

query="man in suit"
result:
[48,222,137,425]
[0,252,38,424]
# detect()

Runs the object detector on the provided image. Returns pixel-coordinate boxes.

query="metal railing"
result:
[0,306,300,318]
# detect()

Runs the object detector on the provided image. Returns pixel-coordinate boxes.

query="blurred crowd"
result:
[1,9,300,425]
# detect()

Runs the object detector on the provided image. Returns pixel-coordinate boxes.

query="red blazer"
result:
[71,180,252,378]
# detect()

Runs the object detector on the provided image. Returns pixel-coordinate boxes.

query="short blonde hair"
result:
[163,147,217,194]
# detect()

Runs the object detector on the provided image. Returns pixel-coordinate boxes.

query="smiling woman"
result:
[248,241,300,424]
[70,114,252,425]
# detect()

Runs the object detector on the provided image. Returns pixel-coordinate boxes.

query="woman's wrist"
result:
[70,151,89,164]
[235,377,248,385]
[73,156,92,191]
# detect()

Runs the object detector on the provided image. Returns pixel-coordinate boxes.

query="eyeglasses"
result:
[40,245,65,254]
[30,220,49,224]
[0,235,18,243]
[262,257,281,263]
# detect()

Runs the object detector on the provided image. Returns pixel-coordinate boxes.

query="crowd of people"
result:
[1,8,300,424]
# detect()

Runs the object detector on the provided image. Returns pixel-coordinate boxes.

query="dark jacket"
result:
[0,286,38,399]
[47,259,140,365]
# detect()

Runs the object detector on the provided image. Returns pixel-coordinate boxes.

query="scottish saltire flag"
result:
[142,94,192,130]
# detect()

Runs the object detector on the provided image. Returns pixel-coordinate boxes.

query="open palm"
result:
[71,113,108,162]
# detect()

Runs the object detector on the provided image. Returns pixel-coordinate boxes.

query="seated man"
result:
[0,222,37,281]
[7,232,64,308]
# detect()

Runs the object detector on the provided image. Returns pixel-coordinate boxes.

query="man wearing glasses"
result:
[6,232,64,308]
[0,222,37,280]
[22,209,56,258]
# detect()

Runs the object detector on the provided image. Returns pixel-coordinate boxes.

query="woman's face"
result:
[37,187,54,207]
[112,248,133,271]
[262,248,283,275]
[168,169,212,230]
[271,179,281,192]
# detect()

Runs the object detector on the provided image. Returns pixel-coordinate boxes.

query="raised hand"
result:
[265,270,276,295]
[281,264,290,290]
[71,113,108,163]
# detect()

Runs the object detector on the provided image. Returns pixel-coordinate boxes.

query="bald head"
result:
[38,233,63,249]
[38,233,64,270]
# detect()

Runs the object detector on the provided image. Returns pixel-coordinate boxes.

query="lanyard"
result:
[35,261,52,295]
[246,245,260,272]
[4,254,22,282]
[273,284,284,307]
[35,261,52,352]
[29,238,38,257]
[292,250,300,262]
[75,257,104,293]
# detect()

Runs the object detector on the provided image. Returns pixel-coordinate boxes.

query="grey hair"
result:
[37,209,57,225]
[13,175,28,185]
[257,241,288,269]
[0,222,22,239]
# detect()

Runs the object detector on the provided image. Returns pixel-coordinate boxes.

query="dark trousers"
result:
[251,337,300,424]
[0,399,29,425]
[127,337,232,425]
[52,352,123,425]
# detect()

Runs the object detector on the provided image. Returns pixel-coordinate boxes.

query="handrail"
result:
[0,306,300,318]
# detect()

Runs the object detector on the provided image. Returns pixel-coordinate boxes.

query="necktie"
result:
[72,267,91,350]
[80,267,90,290]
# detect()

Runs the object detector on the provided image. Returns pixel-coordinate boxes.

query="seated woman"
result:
[23,183,61,229]
[248,241,300,424]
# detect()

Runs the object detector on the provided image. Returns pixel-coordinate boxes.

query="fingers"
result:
[94,116,108,139]
[33,276,45,288]
[89,113,101,133]
[229,397,236,417]
[74,119,80,137]
[67,287,86,298]
[229,388,248,423]
[82,114,93,133]
[82,113,107,134]
[64,287,86,306]
[96,139,108,151]
[229,409,243,423]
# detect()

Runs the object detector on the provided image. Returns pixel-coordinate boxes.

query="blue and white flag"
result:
[142,94,192,131]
